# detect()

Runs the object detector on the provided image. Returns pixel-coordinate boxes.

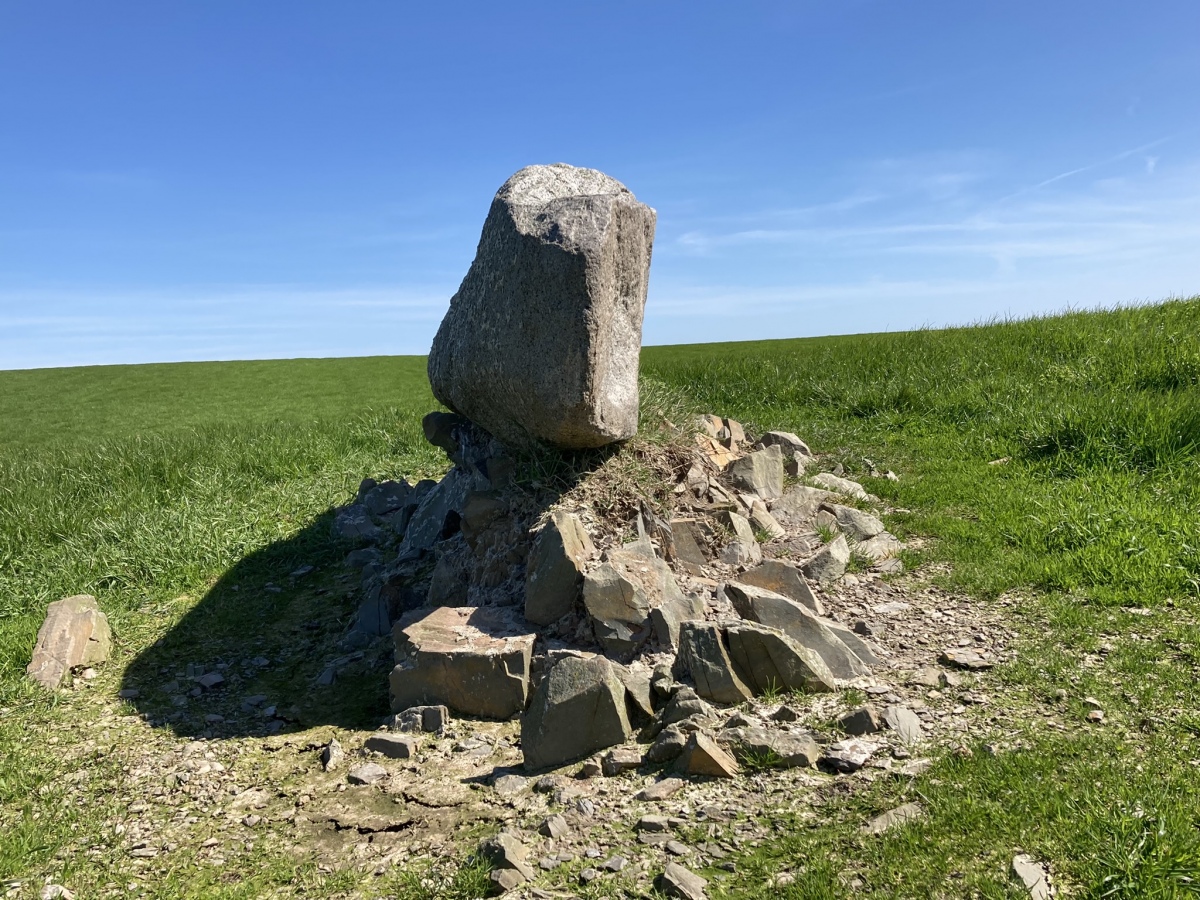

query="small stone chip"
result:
[938,648,993,670]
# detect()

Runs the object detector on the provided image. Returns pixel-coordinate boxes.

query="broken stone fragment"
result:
[838,705,882,736]
[768,485,839,525]
[649,591,706,651]
[637,777,687,800]
[427,163,656,449]
[725,445,785,500]
[736,560,824,615]
[525,510,595,626]
[725,581,868,681]
[364,733,419,759]
[724,621,838,694]
[676,622,752,704]
[718,726,820,768]
[583,543,686,657]
[863,802,923,835]
[387,704,450,735]
[719,540,762,567]
[480,832,536,884]
[675,732,739,779]
[347,762,388,785]
[659,862,709,900]
[811,472,870,501]
[939,648,993,670]
[601,746,643,776]
[389,606,535,718]
[802,534,850,583]
[748,500,786,539]
[521,655,631,770]
[756,431,812,457]
[881,704,924,744]
[818,503,884,540]
[27,594,111,689]
[1011,854,1052,900]
[666,518,711,572]
[332,505,381,541]
[821,738,877,773]
[320,738,344,771]
[859,531,904,562]
[362,479,412,517]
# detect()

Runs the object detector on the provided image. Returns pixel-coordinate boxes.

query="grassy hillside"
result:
[1,297,1199,898]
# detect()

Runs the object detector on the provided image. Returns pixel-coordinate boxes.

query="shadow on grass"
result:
[120,509,396,739]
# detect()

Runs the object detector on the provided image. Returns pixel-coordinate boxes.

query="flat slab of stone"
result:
[27,594,111,689]
[364,733,419,759]
[522,655,631,770]
[390,606,535,718]
[1011,854,1052,900]
[427,163,657,448]
[725,582,869,681]
[726,446,784,500]
[768,485,838,524]
[719,726,820,768]
[736,560,823,615]
[724,621,837,694]
[819,502,884,540]
[863,802,923,835]
[811,472,870,501]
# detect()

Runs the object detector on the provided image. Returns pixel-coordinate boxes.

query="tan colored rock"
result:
[525,510,595,626]
[675,731,739,778]
[26,594,111,689]
[390,606,535,718]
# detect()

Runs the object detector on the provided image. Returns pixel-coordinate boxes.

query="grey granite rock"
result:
[428,163,656,448]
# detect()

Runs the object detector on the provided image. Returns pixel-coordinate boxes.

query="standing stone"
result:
[525,510,595,626]
[522,655,632,769]
[676,622,752,705]
[389,607,535,718]
[427,163,657,449]
[27,595,111,689]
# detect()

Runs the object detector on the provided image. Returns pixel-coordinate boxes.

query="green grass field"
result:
[2,297,1200,898]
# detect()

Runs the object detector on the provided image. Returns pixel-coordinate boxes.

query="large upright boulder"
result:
[428,164,657,448]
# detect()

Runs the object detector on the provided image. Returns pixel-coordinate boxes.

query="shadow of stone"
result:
[119,425,626,742]
[120,509,396,739]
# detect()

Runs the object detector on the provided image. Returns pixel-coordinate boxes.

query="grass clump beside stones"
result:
[0,296,1199,897]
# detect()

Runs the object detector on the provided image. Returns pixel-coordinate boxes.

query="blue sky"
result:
[2,2,1198,370]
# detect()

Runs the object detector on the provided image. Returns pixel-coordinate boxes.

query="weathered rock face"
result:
[525,510,595,626]
[521,654,631,770]
[428,163,657,449]
[675,622,752,704]
[389,606,535,718]
[26,594,111,689]
[583,542,686,657]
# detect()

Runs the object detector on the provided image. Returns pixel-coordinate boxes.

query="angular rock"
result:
[364,733,419,759]
[726,446,784,500]
[719,726,820,768]
[863,802,923,835]
[614,663,656,723]
[715,509,757,544]
[649,591,706,651]
[320,738,344,771]
[637,777,686,801]
[811,472,870,501]
[522,655,631,769]
[539,814,569,839]
[646,725,689,763]
[748,500,786,540]
[860,531,903,562]
[666,518,710,571]
[882,705,924,744]
[768,485,838,524]
[388,704,450,735]
[724,622,838,694]
[818,503,884,540]
[725,582,868,680]
[27,594,111,689]
[939,648,993,670]
[588,543,687,656]
[825,620,883,668]
[659,687,709,726]
[821,738,877,773]
[390,606,535,718]
[719,540,762,567]
[428,163,656,448]
[363,480,412,517]
[1011,854,1052,900]
[675,732,739,778]
[802,534,850,583]
[488,868,523,895]
[601,746,643,776]
[659,862,708,900]
[756,431,812,457]
[838,706,881,736]
[676,622,752,704]
[525,510,595,626]
[347,762,388,785]
[737,560,823,615]
[332,505,380,541]
[480,832,536,883]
